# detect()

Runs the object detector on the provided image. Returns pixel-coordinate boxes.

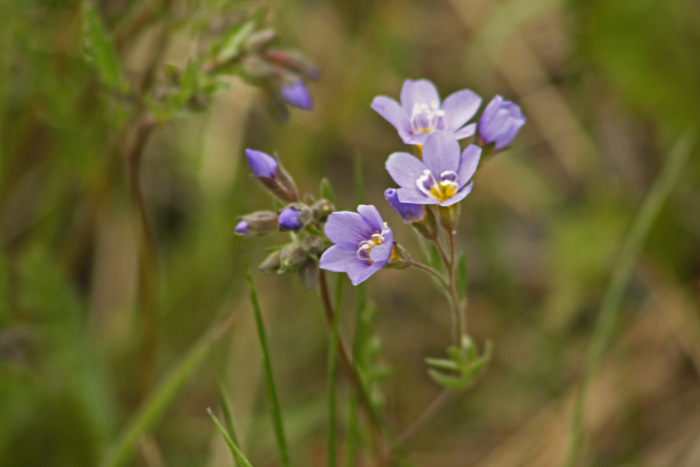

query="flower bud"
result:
[278,204,312,231]
[279,81,313,110]
[478,95,526,152]
[312,199,334,222]
[244,149,298,202]
[302,235,326,255]
[384,188,424,223]
[387,242,411,269]
[234,220,252,236]
[243,28,278,53]
[265,49,321,81]
[240,55,277,83]
[279,243,308,272]
[237,211,279,235]
[258,249,282,273]
[245,149,277,179]
[438,204,460,233]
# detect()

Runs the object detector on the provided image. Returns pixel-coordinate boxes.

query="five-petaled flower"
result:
[386,132,481,206]
[478,95,526,151]
[319,205,394,286]
[371,79,481,146]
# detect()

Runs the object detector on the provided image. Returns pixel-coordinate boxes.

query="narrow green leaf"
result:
[320,177,336,204]
[428,370,469,390]
[457,252,468,300]
[100,313,236,467]
[245,261,291,467]
[424,357,460,372]
[82,1,128,92]
[213,349,241,467]
[208,409,254,467]
[214,10,266,64]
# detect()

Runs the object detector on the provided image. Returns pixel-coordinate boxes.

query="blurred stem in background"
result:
[564,132,695,467]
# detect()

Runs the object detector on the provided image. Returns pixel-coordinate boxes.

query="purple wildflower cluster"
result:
[236,78,525,287]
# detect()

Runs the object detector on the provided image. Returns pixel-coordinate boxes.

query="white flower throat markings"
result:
[416,169,459,202]
[356,222,391,263]
[410,100,446,134]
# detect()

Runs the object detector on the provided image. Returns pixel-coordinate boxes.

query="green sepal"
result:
[319,177,336,204]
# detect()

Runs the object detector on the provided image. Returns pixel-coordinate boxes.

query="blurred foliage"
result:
[1,0,700,466]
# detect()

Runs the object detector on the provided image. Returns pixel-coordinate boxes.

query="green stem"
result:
[408,261,449,289]
[327,274,342,467]
[245,262,291,467]
[563,133,694,467]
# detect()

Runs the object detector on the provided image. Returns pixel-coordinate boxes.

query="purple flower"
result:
[478,95,526,151]
[245,149,278,179]
[385,132,481,207]
[280,81,313,110]
[384,188,424,223]
[319,205,394,286]
[235,220,252,235]
[278,206,304,231]
[371,79,481,145]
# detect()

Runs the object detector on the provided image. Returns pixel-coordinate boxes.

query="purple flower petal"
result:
[319,244,358,272]
[442,89,481,131]
[405,132,432,145]
[385,152,427,190]
[369,229,393,263]
[452,123,477,140]
[357,204,384,233]
[397,188,439,205]
[324,211,373,245]
[371,96,411,140]
[346,261,384,286]
[280,81,313,110]
[457,145,481,184]
[400,79,440,112]
[385,188,425,223]
[245,149,278,178]
[421,132,461,177]
[439,181,473,207]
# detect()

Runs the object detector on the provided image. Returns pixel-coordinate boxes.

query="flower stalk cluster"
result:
[236,78,525,396]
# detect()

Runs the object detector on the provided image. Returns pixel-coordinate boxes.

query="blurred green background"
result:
[2,0,700,466]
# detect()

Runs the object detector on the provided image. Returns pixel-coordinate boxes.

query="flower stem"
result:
[408,261,449,289]
[317,270,400,459]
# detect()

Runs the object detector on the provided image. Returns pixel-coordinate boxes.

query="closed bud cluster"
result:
[245,149,298,202]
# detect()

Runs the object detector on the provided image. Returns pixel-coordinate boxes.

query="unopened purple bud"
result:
[278,206,304,231]
[478,96,526,151]
[384,188,424,223]
[245,149,278,179]
[235,220,252,235]
[280,81,313,110]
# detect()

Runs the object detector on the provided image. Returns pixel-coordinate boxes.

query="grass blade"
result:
[100,313,237,467]
[208,408,254,467]
[213,348,241,467]
[245,260,291,467]
[564,132,695,467]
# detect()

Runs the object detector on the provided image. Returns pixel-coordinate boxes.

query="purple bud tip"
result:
[245,149,278,179]
[280,81,313,110]
[235,220,251,235]
[384,188,425,223]
[478,95,526,151]
[278,206,304,231]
